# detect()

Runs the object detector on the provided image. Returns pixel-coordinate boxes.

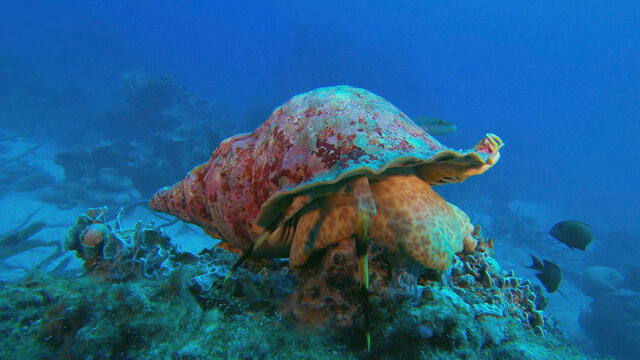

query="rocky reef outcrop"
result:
[579,265,640,360]
[36,71,229,211]
[0,209,595,359]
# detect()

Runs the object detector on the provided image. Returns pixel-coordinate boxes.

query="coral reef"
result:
[280,240,392,329]
[0,207,596,359]
[64,207,197,281]
[277,230,554,353]
[188,247,296,318]
[0,268,346,360]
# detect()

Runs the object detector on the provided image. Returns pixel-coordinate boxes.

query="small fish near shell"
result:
[413,116,457,136]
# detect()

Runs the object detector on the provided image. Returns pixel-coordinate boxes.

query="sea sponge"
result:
[281,239,392,329]
[80,224,109,259]
[65,208,189,281]
[81,224,109,247]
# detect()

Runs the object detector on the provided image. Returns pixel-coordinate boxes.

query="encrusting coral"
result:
[65,207,197,281]
[278,224,552,346]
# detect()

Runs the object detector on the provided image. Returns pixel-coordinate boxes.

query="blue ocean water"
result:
[0,1,638,359]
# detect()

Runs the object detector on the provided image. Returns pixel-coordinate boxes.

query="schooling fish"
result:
[527,254,562,293]
[413,116,457,135]
[549,220,593,251]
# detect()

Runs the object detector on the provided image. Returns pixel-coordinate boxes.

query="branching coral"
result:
[65,207,196,281]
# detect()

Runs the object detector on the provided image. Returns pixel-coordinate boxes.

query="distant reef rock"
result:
[48,71,229,201]
[579,265,640,360]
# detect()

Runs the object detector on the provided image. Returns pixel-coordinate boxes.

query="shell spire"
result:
[149,163,211,229]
